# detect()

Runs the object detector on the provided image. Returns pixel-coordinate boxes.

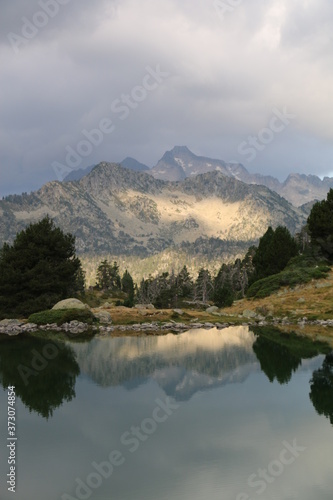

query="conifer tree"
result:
[251,226,298,282]
[308,188,333,259]
[96,260,121,290]
[195,268,213,303]
[121,270,135,307]
[0,216,82,317]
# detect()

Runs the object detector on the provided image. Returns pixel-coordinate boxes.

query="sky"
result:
[1,0,333,196]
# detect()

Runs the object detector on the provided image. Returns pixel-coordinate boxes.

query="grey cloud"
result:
[1,0,333,196]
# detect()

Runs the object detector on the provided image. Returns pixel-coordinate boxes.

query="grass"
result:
[28,308,97,326]
[222,261,333,332]
[98,305,242,326]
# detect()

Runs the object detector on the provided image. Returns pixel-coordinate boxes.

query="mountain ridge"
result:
[0,162,308,257]
[149,146,333,206]
[59,146,333,207]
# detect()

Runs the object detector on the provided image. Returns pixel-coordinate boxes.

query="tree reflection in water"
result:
[252,327,333,426]
[252,327,330,385]
[0,336,80,419]
[310,352,333,425]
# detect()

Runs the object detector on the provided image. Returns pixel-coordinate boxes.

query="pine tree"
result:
[96,260,121,290]
[176,265,193,298]
[251,226,298,282]
[308,189,333,259]
[0,216,82,317]
[195,268,213,303]
[121,270,135,307]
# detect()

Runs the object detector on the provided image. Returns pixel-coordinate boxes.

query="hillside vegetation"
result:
[223,265,333,323]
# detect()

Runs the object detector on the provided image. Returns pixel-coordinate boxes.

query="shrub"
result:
[28,308,96,326]
[247,256,330,299]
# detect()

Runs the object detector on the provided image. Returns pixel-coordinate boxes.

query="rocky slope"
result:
[0,162,308,255]
[149,146,333,206]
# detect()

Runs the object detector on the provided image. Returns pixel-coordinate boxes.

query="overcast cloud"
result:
[1,0,333,196]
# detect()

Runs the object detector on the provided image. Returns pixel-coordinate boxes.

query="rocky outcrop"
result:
[149,146,333,206]
[52,298,89,310]
[93,311,112,324]
[206,306,219,313]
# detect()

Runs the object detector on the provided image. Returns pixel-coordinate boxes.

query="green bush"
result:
[247,256,331,299]
[28,308,96,326]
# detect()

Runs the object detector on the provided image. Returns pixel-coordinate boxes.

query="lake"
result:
[0,326,333,500]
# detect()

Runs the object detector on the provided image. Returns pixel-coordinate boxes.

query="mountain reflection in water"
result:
[0,326,332,424]
[1,326,333,500]
[72,327,258,399]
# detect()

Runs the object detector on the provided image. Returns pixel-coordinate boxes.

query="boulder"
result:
[206,306,219,313]
[103,302,112,308]
[62,321,89,334]
[0,319,23,326]
[138,310,148,316]
[173,309,184,315]
[52,298,89,310]
[94,311,112,324]
[21,323,38,332]
[242,309,257,319]
[135,304,155,310]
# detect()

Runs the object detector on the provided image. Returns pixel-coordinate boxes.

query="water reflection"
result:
[1,326,333,500]
[0,336,79,418]
[310,352,333,424]
[0,326,332,425]
[252,327,329,385]
[72,327,259,399]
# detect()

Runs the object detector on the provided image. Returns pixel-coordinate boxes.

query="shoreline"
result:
[1,316,333,347]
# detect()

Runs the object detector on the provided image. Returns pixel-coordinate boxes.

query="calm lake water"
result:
[0,326,333,500]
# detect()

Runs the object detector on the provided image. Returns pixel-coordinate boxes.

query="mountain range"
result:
[63,146,333,207]
[0,161,309,257]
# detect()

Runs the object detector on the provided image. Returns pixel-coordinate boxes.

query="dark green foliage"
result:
[247,255,330,299]
[176,265,193,298]
[28,308,96,326]
[310,353,333,425]
[138,267,194,308]
[153,272,177,308]
[251,226,274,281]
[213,250,255,306]
[0,216,83,317]
[0,336,79,419]
[252,327,330,385]
[121,269,135,307]
[251,226,299,283]
[213,283,234,307]
[308,188,333,259]
[294,225,311,253]
[195,268,213,302]
[73,267,86,294]
[95,260,121,290]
